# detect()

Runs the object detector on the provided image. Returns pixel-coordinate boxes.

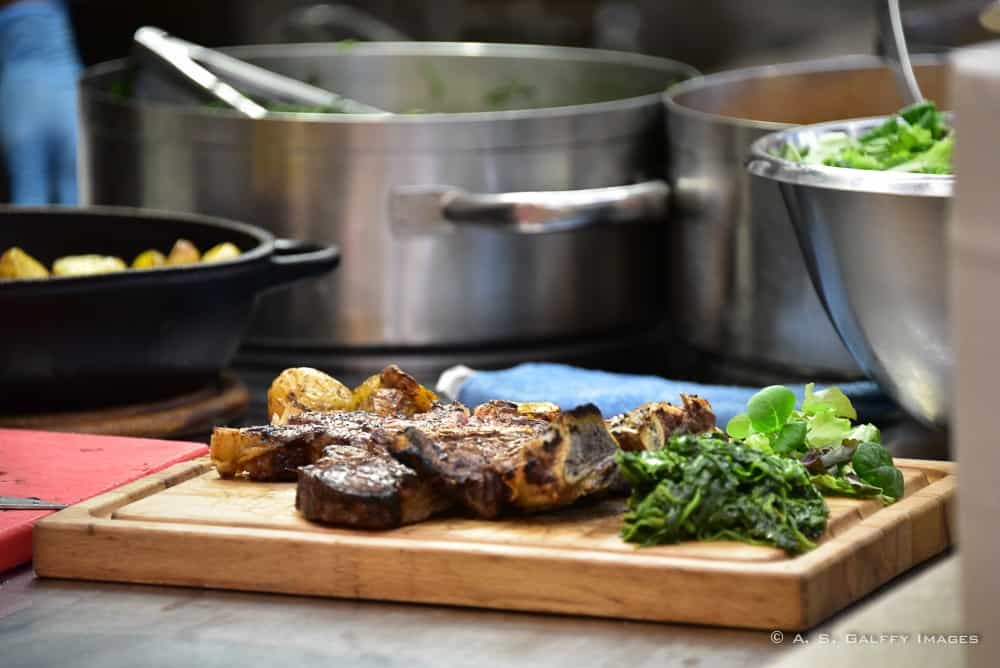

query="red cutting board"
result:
[0,429,207,573]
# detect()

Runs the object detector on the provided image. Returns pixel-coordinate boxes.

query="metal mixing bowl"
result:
[746,116,953,427]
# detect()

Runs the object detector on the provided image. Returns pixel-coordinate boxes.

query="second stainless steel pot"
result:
[664,55,949,380]
[79,42,696,350]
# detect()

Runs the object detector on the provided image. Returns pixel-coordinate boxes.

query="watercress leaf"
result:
[726,413,751,440]
[747,385,797,434]
[845,423,881,444]
[852,442,904,501]
[771,420,807,455]
[805,410,852,447]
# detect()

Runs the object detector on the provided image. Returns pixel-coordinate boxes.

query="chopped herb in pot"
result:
[616,434,828,555]
[777,101,953,174]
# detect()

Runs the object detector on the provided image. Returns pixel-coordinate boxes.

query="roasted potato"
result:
[132,249,166,269]
[514,402,562,421]
[0,247,49,279]
[352,364,438,416]
[52,254,127,277]
[166,238,200,265]
[202,242,241,263]
[267,367,354,424]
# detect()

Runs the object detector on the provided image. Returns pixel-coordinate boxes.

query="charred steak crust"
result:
[211,423,340,481]
[504,403,621,511]
[606,394,717,452]
[296,441,450,529]
[389,402,621,517]
[387,400,551,518]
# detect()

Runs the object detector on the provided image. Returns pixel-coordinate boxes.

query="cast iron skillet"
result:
[0,206,339,411]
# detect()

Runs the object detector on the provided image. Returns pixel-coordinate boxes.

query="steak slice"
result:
[210,404,469,528]
[606,394,717,452]
[387,401,622,517]
[297,441,451,529]
[210,403,469,481]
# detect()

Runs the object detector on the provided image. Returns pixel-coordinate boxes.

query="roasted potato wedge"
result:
[267,367,354,424]
[0,247,49,279]
[514,401,562,421]
[166,238,200,265]
[132,249,166,269]
[352,364,438,416]
[202,242,241,263]
[52,254,127,277]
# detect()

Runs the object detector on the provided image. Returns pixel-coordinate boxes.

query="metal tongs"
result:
[133,26,390,117]
[0,495,67,510]
[877,0,924,105]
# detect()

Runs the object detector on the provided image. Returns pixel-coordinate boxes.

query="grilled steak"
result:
[297,441,451,529]
[208,369,719,530]
[606,394,717,452]
[388,401,621,517]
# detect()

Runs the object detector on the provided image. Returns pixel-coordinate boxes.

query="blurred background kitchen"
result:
[2,0,995,426]
[63,0,1000,70]
[3,3,999,665]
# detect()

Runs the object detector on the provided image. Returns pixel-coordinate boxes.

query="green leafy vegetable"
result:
[810,473,884,499]
[746,385,797,434]
[725,413,751,440]
[771,420,807,455]
[852,442,905,501]
[779,101,953,174]
[617,434,828,555]
[725,384,904,505]
[805,410,852,447]
[802,383,857,419]
[845,423,881,444]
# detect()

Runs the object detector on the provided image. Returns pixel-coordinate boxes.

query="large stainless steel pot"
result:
[78,42,696,350]
[664,55,949,380]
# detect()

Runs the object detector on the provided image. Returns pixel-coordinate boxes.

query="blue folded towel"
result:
[442,363,896,426]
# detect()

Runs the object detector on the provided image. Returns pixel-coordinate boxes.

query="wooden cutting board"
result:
[33,456,954,630]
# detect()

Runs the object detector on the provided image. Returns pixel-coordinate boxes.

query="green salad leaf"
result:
[810,473,884,499]
[778,101,953,174]
[771,420,807,455]
[617,435,828,555]
[852,442,905,501]
[805,411,853,447]
[746,385,797,434]
[724,384,903,504]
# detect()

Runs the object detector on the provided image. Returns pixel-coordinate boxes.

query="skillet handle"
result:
[389,180,669,235]
[264,239,340,291]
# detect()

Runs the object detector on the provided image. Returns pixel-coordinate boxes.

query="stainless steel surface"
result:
[133,27,269,119]
[878,0,925,105]
[390,180,669,235]
[663,55,949,381]
[747,116,952,427]
[143,27,390,115]
[0,496,67,511]
[79,42,697,350]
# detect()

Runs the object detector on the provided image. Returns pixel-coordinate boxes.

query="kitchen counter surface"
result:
[0,552,956,668]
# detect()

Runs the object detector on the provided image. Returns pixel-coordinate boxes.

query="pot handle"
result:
[263,239,340,291]
[389,180,669,235]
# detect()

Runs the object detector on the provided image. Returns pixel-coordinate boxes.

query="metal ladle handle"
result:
[877,0,924,105]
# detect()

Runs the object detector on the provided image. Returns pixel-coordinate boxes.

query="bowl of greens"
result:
[746,103,952,428]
